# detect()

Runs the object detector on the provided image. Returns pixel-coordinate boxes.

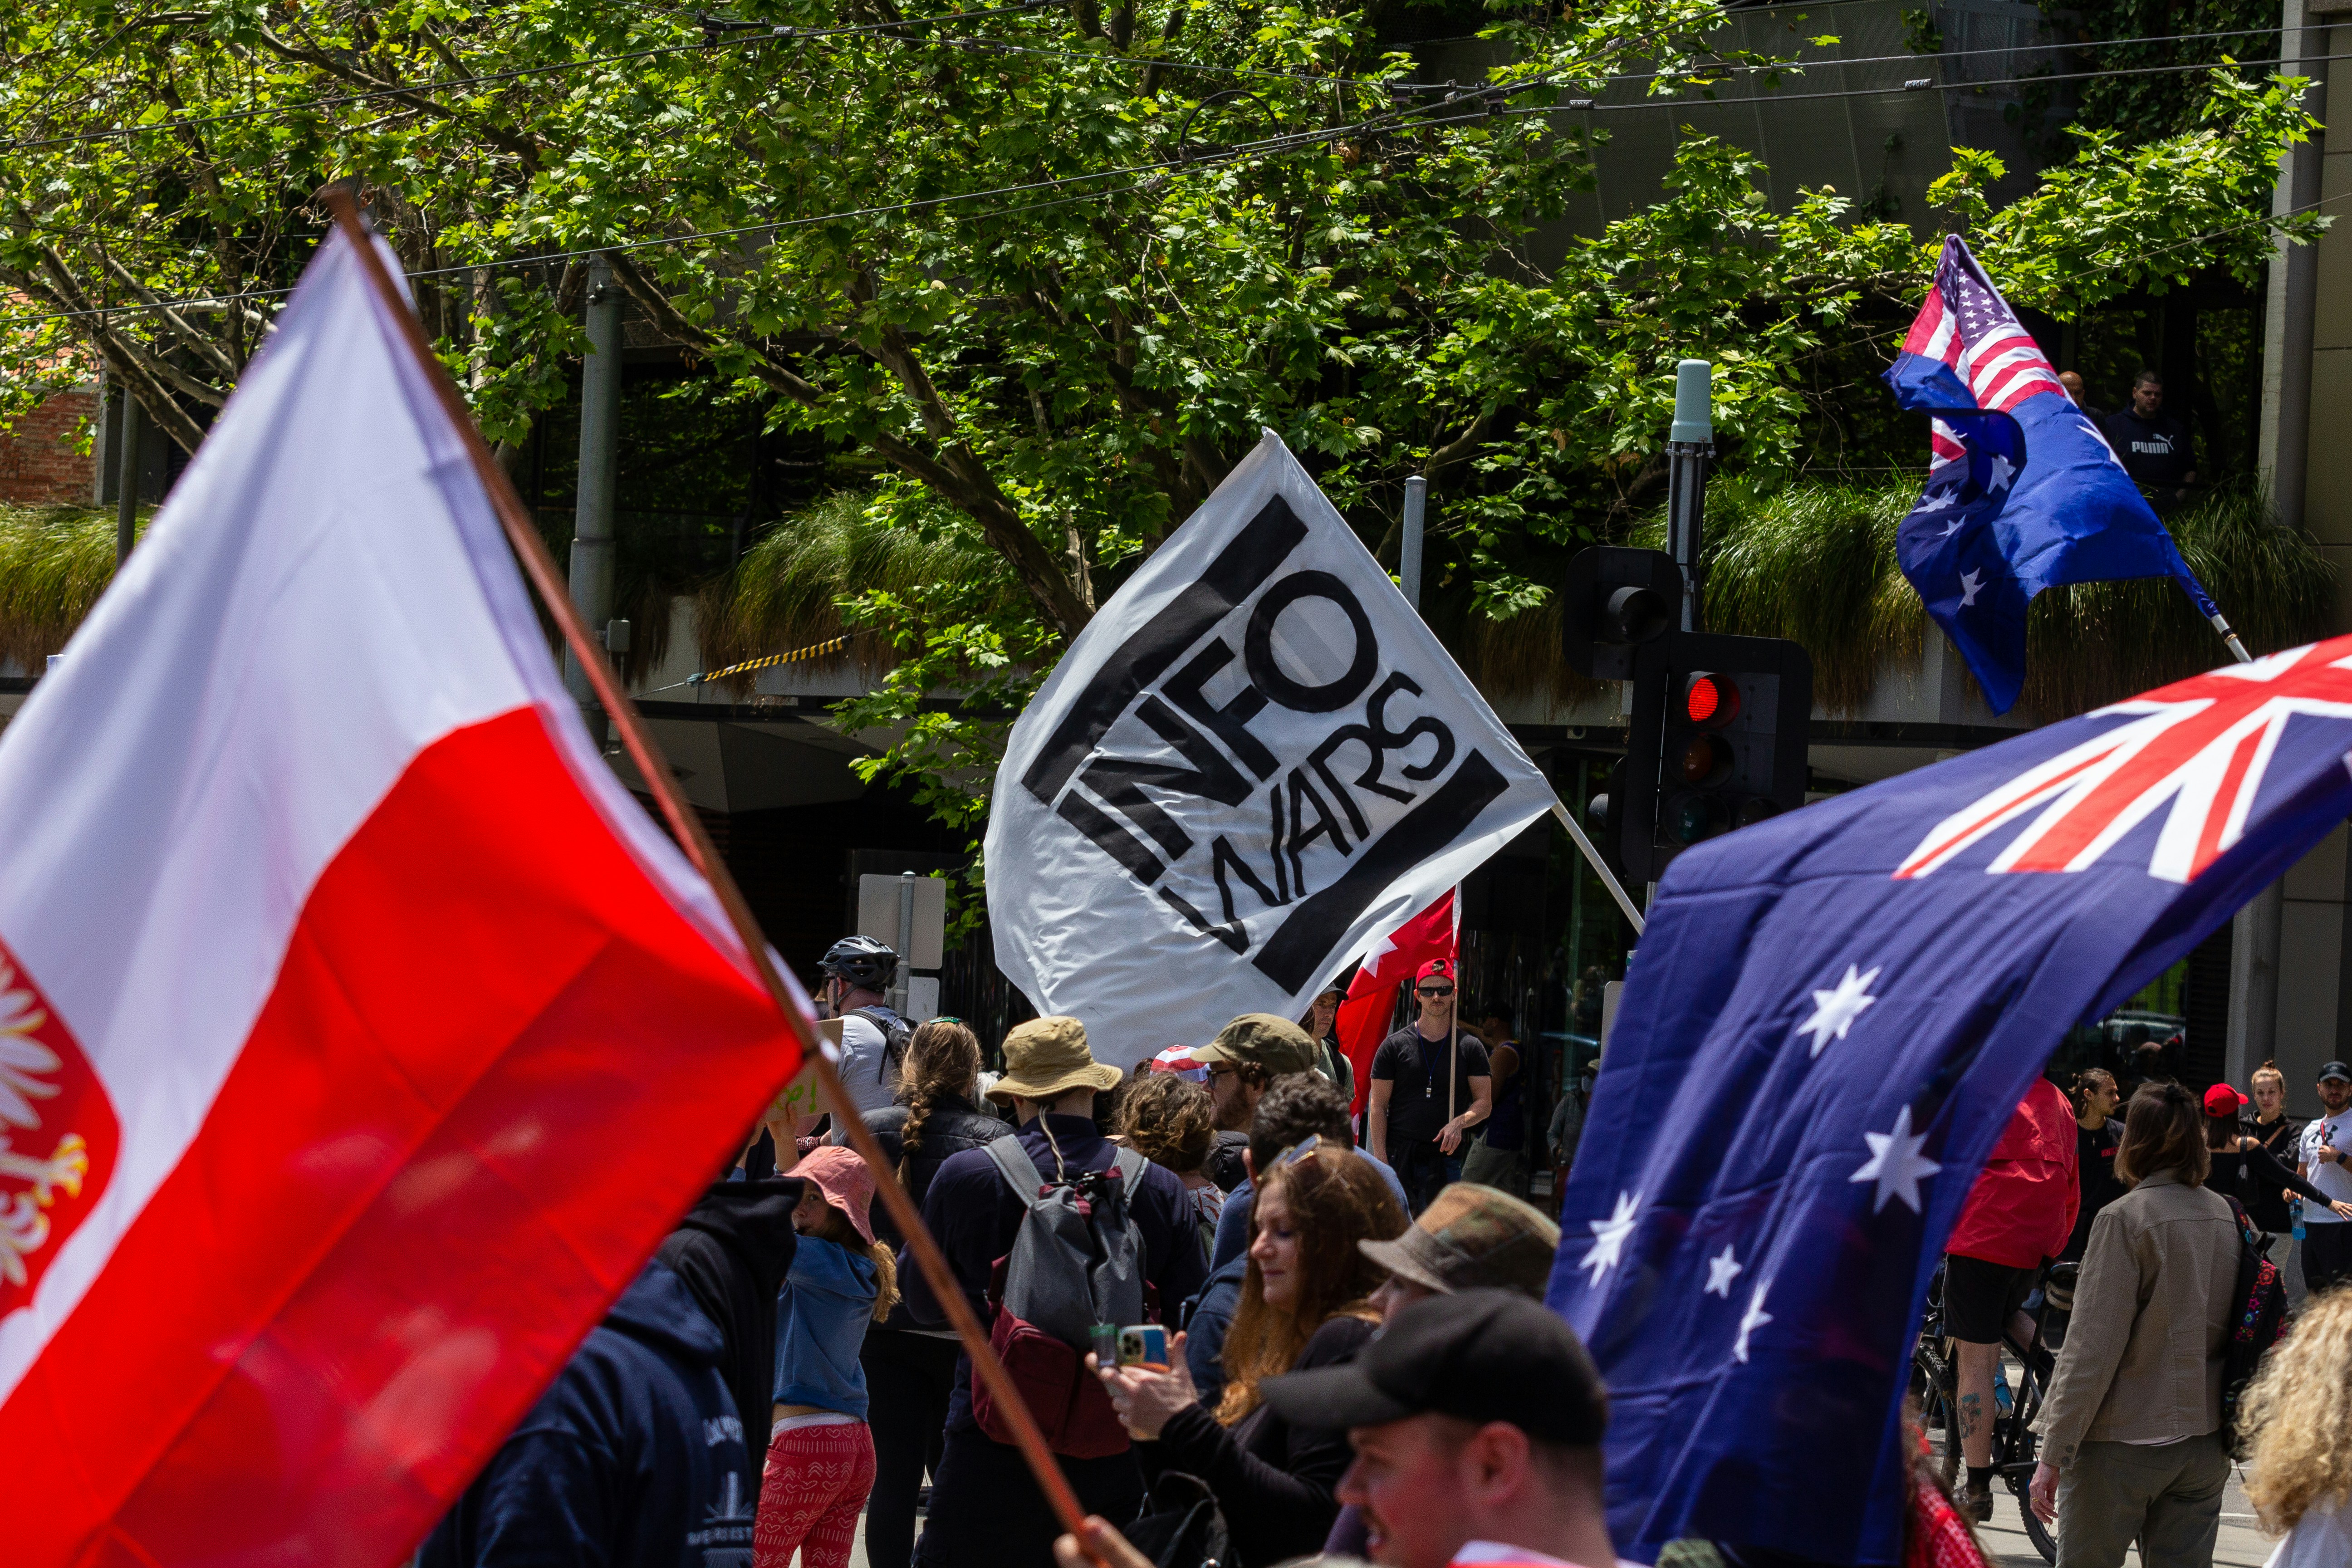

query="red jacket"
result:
[1945,1078,2079,1269]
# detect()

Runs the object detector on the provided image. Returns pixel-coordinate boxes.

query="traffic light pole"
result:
[1665,360,1712,632]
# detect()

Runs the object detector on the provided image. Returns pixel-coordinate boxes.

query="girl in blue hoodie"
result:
[756,1144,898,1568]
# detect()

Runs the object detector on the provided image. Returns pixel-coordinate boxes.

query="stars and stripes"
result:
[1901,245,2065,414]
[1882,235,2220,715]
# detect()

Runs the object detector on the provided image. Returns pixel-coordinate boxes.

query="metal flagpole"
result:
[322,186,1101,1553]
[113,387,142,566]
[2199,595,2255,665]
[1552,798,1644,935]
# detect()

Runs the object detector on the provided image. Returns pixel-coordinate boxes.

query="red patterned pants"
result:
[757,1419,877,1568]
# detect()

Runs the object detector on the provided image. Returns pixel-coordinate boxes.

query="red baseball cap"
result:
[1417,959,1455,983]
[2203,1083,2249,1118]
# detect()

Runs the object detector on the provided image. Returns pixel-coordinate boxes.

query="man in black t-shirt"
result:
[1368,958,1492,1214]
[2099,371,2196,514]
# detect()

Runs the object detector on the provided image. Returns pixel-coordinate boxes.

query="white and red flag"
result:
[0,229,799,1564]
[1333,889,1456,1116]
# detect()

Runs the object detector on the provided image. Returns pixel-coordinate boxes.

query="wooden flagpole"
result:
[320,186,1097,1547]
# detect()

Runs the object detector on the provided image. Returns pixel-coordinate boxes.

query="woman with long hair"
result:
[2029,1083,2242,1566]
[2064,1068,2125,1261]
[756,1147,901,1568]
[2240,1287,2352,1563]
[2243,1062,2308,1294]
[1094,1142,1406,1566]
[842,1020,1013,1568]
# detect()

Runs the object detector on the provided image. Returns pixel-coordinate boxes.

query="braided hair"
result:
[896,1020,982,1189]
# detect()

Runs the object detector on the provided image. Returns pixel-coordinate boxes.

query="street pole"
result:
[894,871,915,1017]
[113,389,142,568]
[1666,360,1712,632]
[1400,475,1427,611]
[2228,882,2282,1088]
[566,254,622,735]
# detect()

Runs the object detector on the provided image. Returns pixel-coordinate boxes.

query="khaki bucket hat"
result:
[1359,1182,1562,1299]
[986,1015,1123,1103]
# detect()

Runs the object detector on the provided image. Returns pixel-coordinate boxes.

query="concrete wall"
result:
[2274,824,2352,1115]
[2264,23,2352,1114]
[2304,25,2352,615]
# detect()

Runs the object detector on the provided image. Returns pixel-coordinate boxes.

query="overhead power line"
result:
[0,0,1062,156]
[0,51,2328,334]
[1530,47,2352,112]
[0,15,2318,156]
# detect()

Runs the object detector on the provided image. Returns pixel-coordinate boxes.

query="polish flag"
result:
[1335,890,1457,1115]
[0,229,801,1565]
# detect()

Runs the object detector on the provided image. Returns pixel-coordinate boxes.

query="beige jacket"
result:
[2035,1168,2239,1469]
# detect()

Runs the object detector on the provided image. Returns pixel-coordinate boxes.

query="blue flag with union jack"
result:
[1887,236,2217,715]
[1550,637,2352,1564]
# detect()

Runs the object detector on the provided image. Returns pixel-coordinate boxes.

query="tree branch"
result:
[91,249,239,382]
[1426,408,1505,483]
[249,22,545,173]
[1,255,210,450]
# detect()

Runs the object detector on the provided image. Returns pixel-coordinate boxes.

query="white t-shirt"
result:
[835,1010,903,1117]
[2298,1115,2352,1220]
[2265,1497,2352,1568]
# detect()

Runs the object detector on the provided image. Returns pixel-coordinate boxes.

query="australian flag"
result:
[1551,636,2352,1565]
[1887,236,2217,715]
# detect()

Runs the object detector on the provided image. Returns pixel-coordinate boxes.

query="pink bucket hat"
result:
[796,1145,877,1245]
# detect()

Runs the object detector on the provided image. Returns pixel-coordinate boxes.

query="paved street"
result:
[826,1485,2288,1568]
[1973,1462,2276,1568]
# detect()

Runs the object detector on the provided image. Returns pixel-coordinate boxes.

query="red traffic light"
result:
[1684,671,1741,729]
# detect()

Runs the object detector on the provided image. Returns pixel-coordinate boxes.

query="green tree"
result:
[0,0,2325,862]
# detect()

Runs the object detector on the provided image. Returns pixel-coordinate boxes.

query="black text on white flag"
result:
[987,434,1553,1052]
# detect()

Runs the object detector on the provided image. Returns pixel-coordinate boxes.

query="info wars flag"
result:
[986,433,1556,1054]
[0,228,800,1564]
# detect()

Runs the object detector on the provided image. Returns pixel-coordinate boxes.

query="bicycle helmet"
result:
[818,934,899,991]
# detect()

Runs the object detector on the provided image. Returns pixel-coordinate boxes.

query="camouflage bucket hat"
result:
[1359,1182,1562,1298]
[1194,1012,1319,1076]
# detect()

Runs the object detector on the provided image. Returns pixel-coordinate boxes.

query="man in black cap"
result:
[2298,1060,2352,1293]
[1271,1289,1612,1568]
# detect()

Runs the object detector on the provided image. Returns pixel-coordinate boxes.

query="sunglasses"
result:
[1276,1133,1326,1167]
[1417,985,1455,997]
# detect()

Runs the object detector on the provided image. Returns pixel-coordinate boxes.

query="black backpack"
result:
[2218,1193,2291,1457]
[847,1004,914,1076]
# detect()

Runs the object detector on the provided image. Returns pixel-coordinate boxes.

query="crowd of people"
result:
[416,927,2352,1568]
[1942,1049,2352,1568]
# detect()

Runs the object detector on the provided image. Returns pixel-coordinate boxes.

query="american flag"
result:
[1901,244,2064,418]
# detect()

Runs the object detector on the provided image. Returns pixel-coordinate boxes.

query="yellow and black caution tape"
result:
[687,634,851,685]
[646,634,853,694]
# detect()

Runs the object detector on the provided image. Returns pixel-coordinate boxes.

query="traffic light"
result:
[1562,547,1680,681]
[1618,631,1812,881]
